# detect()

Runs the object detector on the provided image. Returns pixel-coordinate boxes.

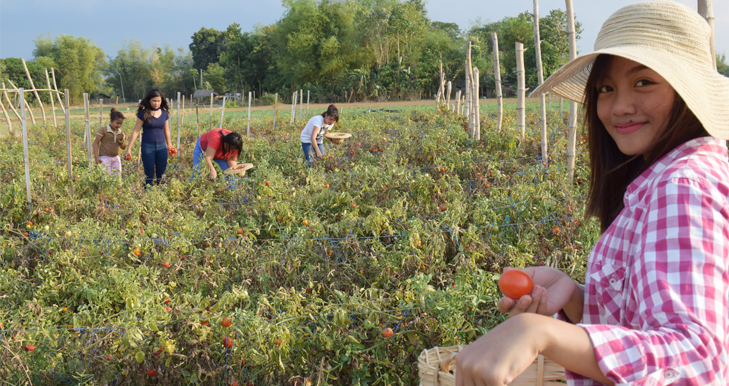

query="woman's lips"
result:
[614,122,645,134]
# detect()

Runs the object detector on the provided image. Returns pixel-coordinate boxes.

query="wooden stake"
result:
[455,90,461,117]
[533,0,548,163]
[65,89,73,197]
[306,90,310,113]
[492,32,503,133]
[446,81,452,109]
[473,67,480,140]
[7,80,36,125]
[273,93,278,132]
[516,42,526,140]
[219,96,226,128]
[247,92,252,136]
[195,98,200,138]
[19,89,32,207]
[2,82,20,127]
[181,95,185,126]
[21,58,46,122]
[299,89,303,117]
[177,92,181,149]
[565,0,578,183]
[44,69,57,127]
[209,92,214,130]
[84,93,93,168]
[464,60,470,120]
[0,98,11,134]
[51,68,65,114]
[98,98,103,130]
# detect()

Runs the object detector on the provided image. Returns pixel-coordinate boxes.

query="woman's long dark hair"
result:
[137,89,170,123]
[584,55,709,232]
[321,104,339,122]
[218,130,242,160]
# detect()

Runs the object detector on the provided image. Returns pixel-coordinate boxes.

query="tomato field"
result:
[0,102,598,385]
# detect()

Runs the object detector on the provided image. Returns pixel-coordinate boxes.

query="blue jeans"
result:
[140,141,168,186]
[191,136,230,181]
[302,142,325,165]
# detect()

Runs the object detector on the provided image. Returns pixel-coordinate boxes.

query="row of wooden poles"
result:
[432,0,579,182]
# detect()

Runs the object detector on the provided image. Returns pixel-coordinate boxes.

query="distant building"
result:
[193,90,218,99]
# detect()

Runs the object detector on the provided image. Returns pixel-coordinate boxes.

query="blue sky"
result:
[1,0,726,60]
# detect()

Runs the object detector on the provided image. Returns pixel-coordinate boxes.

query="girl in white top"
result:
[300,104,339,164]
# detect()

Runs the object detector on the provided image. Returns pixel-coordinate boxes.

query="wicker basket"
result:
[418,345,566,386]
[324,132,352,144]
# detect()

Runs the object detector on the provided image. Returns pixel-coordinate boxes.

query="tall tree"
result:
[189,27,226,71]
[33,34,105,103]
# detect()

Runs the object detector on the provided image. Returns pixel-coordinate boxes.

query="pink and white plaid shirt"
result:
[568,137,729,385]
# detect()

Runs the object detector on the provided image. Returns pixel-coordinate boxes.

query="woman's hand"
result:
[497,267,578,318]
[123,149,132,161]
[456,314,545,386]
[95,158,102,164]
[316,151,324,159]
[208,168,217,181]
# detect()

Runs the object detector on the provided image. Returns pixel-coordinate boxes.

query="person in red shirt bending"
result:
[192,128,243,181]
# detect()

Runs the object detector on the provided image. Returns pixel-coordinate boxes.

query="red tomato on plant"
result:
[498,269,534,299]
[147,369,157,377]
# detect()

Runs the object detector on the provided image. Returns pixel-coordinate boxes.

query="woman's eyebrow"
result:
[626,64,650,76]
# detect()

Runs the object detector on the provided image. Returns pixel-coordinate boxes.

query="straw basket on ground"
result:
[324,132,352,144]
[418,345,566,386]
[223,163,254,177]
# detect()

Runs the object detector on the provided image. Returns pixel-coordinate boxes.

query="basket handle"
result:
[440,352,458,373]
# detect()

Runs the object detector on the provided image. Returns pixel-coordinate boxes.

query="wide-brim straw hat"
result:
[531,0,729,139]
[324,132,352,144]
[223,163,254,176]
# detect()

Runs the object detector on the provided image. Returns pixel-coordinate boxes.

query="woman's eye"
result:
[635,80,653,87]
[598,85,613,93]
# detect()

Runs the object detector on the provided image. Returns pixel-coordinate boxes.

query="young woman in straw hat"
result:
[456,1,729,385]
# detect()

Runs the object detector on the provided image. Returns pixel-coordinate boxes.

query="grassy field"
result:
[0,100,595,385]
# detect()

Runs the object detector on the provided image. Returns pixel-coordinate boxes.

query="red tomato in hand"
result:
[498,269,534,299]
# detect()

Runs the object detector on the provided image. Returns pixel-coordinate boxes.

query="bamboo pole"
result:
[299,89,303,117]
[19,89,32,207]
[464,59,470,119]
[195,98,200,138]
[516,42,526,140]
[565,0,578,183]
[21,58,46,122]
[51,68,65,114]
[2,83,19,130]
[455,90,461,116]
[176,92,181,149]
[7,80,36,125]
[306,90,309,113]
[65,89,73,198]
[44,69,57,127]
[247,92,252,136]
[492,32,503,133]
[181,95,185,126]
[219,96,226,128]
[560,98,563,117]
[533,0,548,163]
[98,98,103,129]
[698,0,716,70]
[0,99,11,134]
[84,93,93,168]
[209,92,214,130]
[473,67,480,140]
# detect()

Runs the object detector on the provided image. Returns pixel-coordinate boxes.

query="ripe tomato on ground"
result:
[498,269,534,299]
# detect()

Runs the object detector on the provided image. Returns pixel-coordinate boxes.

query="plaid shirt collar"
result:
[624,136,728,208]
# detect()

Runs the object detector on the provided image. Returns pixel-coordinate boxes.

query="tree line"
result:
[3,0,728,106]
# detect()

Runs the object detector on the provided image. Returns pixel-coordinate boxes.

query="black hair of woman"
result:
[218,131,243,159]
[109,108,125,122]
[583,54,709,232]
[137,89,170,123]
[321,104,339,123]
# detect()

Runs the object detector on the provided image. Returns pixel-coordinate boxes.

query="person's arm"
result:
[204,146,217,180]
[164,112,172,148]
[117,131,127,151]
[92,135,102,164]
[226,152,238,169]
[124,118,144,159]
[310,126,323,158]
[456,313,613,385]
